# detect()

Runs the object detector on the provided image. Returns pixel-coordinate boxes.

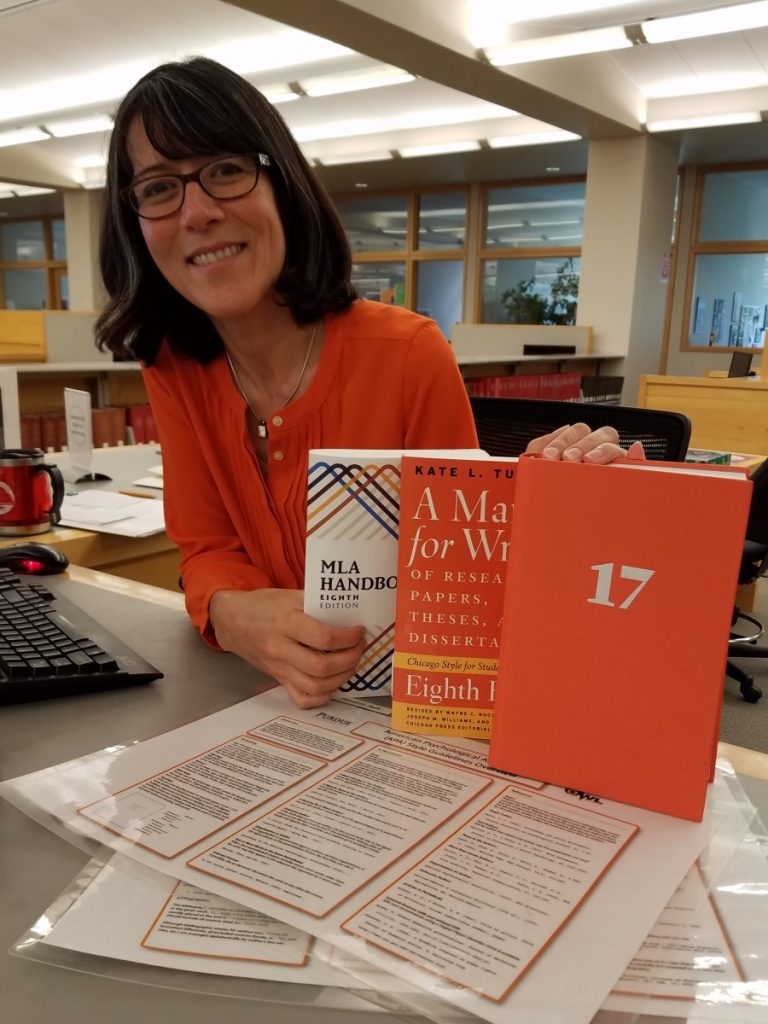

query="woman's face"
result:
[125,117,287,325]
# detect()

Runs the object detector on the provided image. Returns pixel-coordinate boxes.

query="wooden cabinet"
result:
[637,374,768,456]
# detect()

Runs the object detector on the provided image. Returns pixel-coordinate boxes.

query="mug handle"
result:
[37,463,65,526]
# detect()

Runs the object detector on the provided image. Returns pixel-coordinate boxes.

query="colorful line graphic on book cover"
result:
[305,455,401,694]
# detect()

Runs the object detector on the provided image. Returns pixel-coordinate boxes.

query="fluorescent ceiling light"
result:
[0,126,49,147]
[488,219,583,230]
[521,1,642,16]
[489,200,585,212]
[400,140,481,157]
[75,154,107,168]
[300,65,414,97]
[0,33,345,123]
[318,151,393,165]
[295,104,512,144]
[294,118,375,143]
[485,25,630,65]
[0,184,55,196]
[641,1,768,43]
[0,60,153,121]
[646,111,762,132]
[43,114,113,137]
[643,72,768,99]
[205,33,351,76]
[487,130,581,147]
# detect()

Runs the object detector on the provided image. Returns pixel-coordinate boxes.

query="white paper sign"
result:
[64,387,93,478]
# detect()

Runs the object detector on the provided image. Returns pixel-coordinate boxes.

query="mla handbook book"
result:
[304,448,481,696]
[391,453,517,738]
[305,449,402,696]
[487,455,752,821]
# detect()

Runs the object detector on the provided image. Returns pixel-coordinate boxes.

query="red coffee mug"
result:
[0,449,65,536]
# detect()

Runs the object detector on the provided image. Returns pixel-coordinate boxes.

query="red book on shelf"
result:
[125,405,147,444]
[144,406,157,444]
[108,405,127,446]
[91,408,113,448]
[488,455,752,821]
[391,452,516,739]
[40,411,67,453]
[19,414,43,450]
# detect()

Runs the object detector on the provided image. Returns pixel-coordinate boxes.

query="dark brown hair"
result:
[95,56,355,364]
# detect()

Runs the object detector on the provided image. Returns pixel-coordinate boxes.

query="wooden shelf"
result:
[0,362,147,448]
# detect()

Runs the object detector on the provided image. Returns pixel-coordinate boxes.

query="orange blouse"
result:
[142,300,479,642]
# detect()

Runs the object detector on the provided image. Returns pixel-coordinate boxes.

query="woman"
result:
[96,57,637,709]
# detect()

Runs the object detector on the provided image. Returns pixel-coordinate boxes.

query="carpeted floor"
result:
[720,578,768,754]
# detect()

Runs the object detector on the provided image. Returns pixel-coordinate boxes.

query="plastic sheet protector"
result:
[1,687,764,1024]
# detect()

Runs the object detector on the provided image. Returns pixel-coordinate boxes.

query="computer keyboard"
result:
[0,568,163,704]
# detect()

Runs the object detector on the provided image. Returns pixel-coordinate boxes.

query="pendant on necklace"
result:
[257,419,269,439]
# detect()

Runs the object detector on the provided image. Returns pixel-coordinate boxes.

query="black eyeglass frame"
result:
[121,153,272,220]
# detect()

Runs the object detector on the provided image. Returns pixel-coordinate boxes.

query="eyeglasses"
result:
[122,153,272,220]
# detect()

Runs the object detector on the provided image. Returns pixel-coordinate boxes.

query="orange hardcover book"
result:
[487,455,752,821]
[391,452,517,738]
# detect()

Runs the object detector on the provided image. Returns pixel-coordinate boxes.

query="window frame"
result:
[0,214,67,310]
[681,161,768,353]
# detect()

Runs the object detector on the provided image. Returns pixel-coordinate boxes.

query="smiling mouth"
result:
[190,243,245,266]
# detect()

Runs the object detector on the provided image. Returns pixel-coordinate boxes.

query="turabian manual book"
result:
[304,448,481,697]
[390,452,517,738]
[487,454,752,821]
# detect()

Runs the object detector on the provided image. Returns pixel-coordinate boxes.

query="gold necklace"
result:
[225,324,317,440]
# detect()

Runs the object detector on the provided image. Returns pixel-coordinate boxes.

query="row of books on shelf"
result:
[304,446,752,822]
[20,403,157,451]
[465,372,624,404]
[465,371,582,400]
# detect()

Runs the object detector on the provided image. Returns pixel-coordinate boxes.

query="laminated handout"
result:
[0,686,729,1024]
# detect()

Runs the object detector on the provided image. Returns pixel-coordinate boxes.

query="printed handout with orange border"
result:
[0,687,742,1024]
[33,822,768,1021]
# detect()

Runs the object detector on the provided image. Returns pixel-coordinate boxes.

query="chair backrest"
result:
[744,457,768,544]
[469,396,692,462]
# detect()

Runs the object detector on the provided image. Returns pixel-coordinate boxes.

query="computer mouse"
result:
[0,542,70,575]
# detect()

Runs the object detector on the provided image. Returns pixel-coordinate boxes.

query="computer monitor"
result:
[727,351,753,378]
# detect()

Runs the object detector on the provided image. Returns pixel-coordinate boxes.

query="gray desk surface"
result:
[49,444,164,498]
[0,571,420,1024]
[1,570,766,1024]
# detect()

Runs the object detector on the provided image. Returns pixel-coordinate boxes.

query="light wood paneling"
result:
[0,310,46,362]
[638,374,768,456]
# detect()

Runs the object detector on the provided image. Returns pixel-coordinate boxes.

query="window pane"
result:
[481,257,580,325]
[416,260,464,337]
[417,191,466,250]
[484,182,585,250]
[699,170,768,243]
[52,218,67,260]
[1,221,45,261]
[336,195,409,252]
[352,262,406,305]
[2,268,46,308]
[688,253,768,348]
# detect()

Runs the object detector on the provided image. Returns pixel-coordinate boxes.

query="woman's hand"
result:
[526,423,645,464]
[209,588,366,709]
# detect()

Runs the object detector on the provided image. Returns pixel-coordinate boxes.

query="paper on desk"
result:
[132,476,164,490]
[59,491,165,537]
[0,688,731,1024]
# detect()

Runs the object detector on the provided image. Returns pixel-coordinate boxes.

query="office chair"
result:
[469,396,692,462]
[727,458,768,703]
